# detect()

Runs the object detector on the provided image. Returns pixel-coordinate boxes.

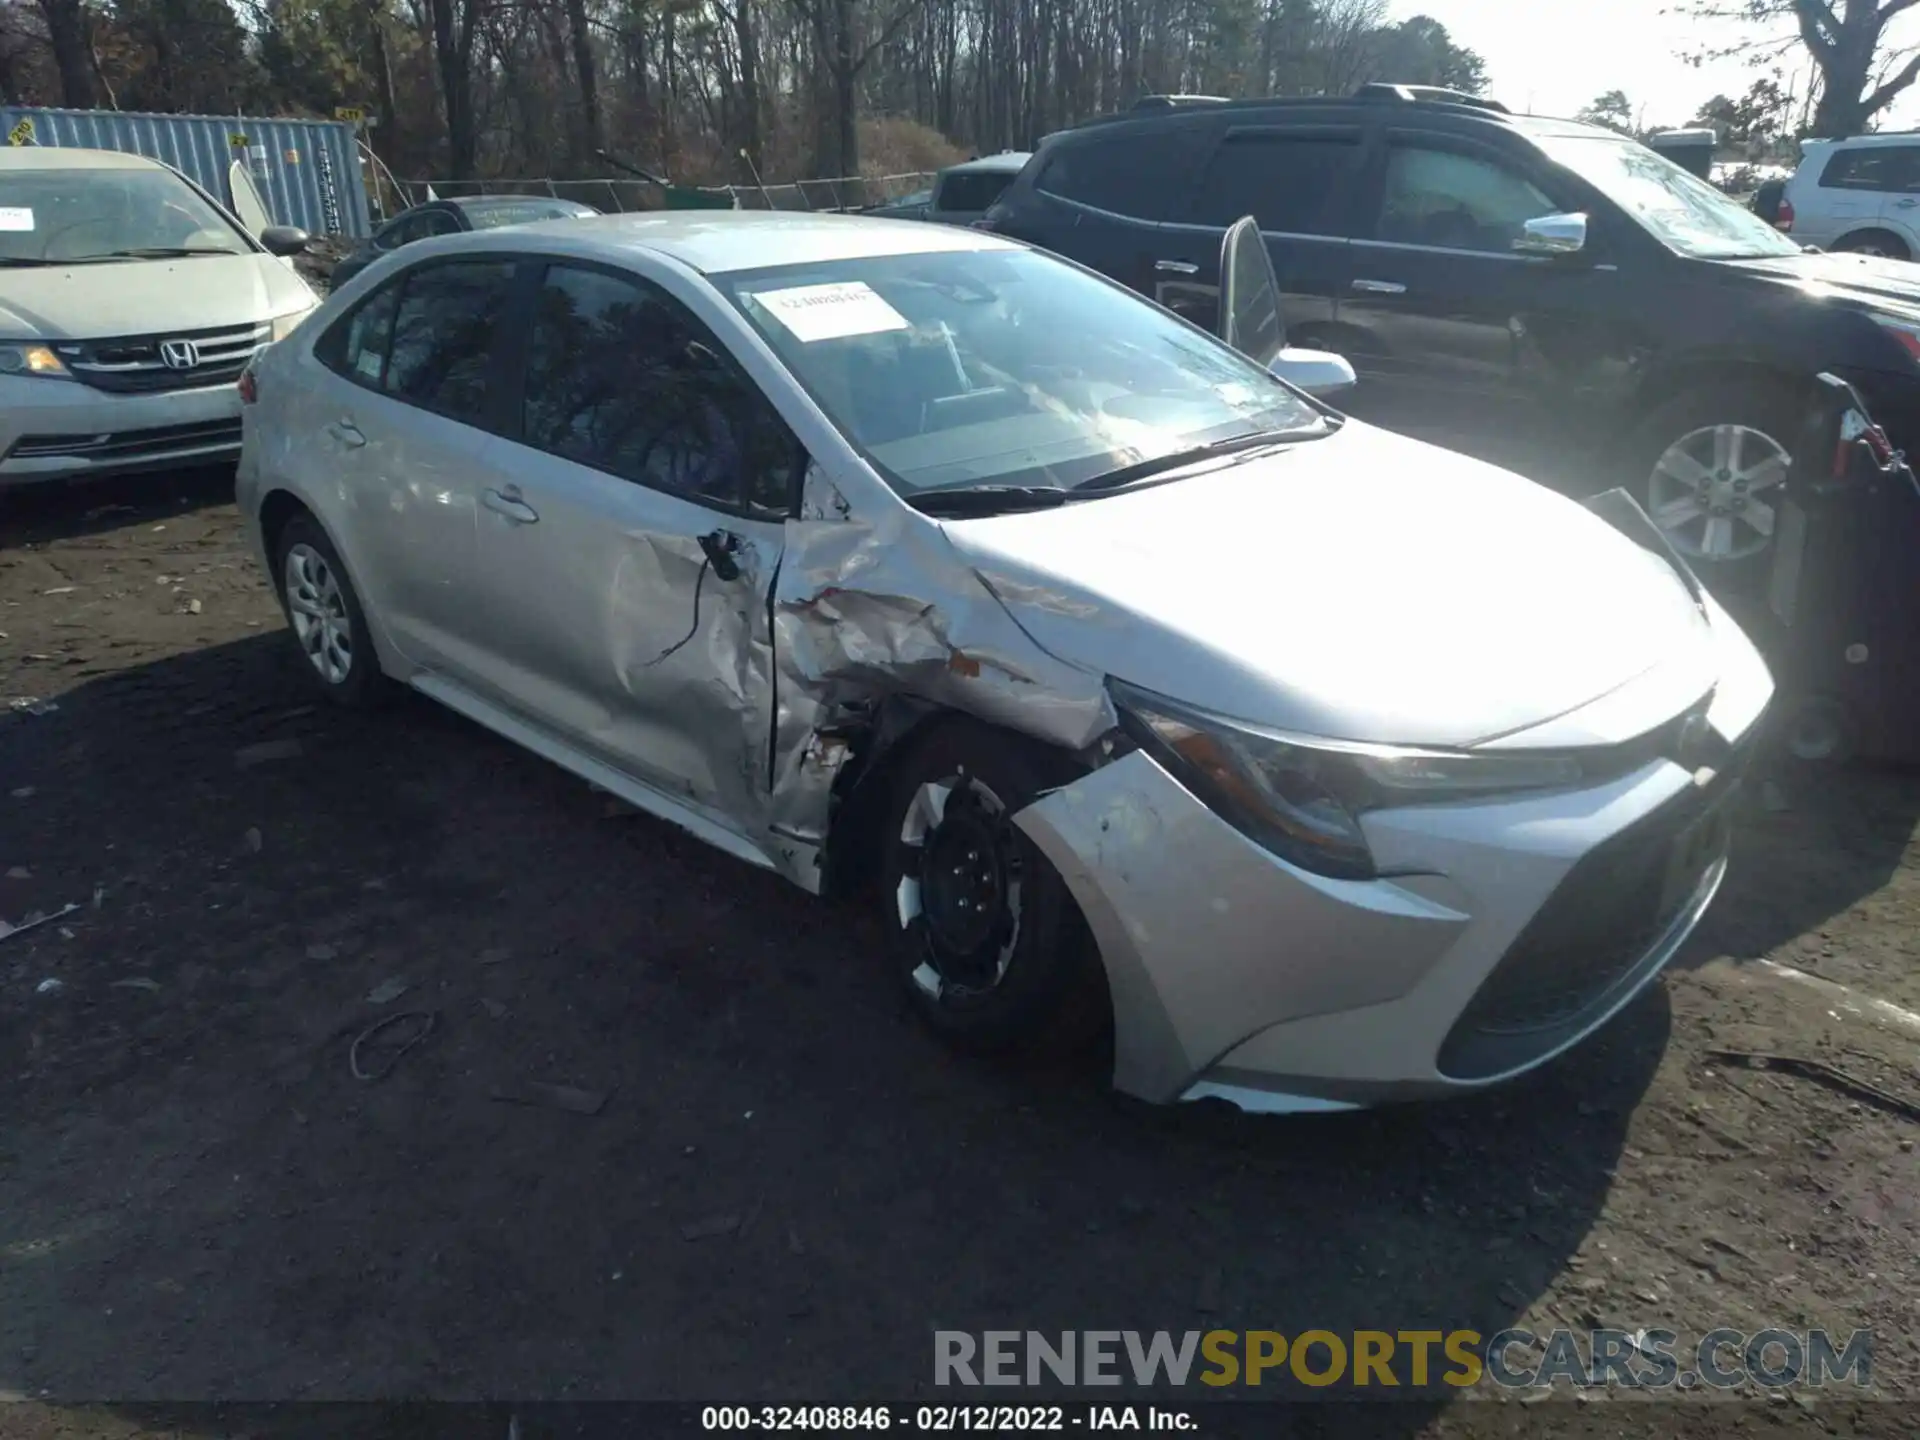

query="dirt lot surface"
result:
[2,471,1917,1437]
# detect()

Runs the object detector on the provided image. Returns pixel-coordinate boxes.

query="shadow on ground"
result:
[0,631,1666,1414]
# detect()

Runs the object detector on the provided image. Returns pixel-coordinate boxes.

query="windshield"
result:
[1539,135,1802,261]
[722,248,1323,496]
[0,167,249,264]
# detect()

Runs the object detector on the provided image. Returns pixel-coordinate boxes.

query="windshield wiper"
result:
[69,247,240,262]
[0,257,54,267]
[1071,423,1329,494]
[909,484,1076,516]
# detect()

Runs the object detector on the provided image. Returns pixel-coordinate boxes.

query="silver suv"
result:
[1780,132,1920,260]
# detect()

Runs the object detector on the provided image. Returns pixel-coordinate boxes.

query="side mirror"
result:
[1513,212,1587,258]
[260,225,311,257]
[1269,346,1356,399]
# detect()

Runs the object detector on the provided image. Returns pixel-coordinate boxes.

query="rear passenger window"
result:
[1820,146,1920,193]
[382,260,516,421]
[1036,126,1198,219]
[316,281,401,387]
[937,171,1017,212]
[1188,134,1362,234]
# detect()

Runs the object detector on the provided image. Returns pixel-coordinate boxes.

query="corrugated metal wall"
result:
[1,107,372,238]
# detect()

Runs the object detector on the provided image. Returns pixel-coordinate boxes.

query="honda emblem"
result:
[159,339,200,370]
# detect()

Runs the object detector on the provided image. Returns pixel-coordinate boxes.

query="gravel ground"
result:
[1,469,1917,1437]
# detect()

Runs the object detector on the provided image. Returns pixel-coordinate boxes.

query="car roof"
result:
[433,209,1018,275]
[1050,94,1620,143]
[941,152,1032,175]
[0,146,169,172]
[1803,130,1920,149]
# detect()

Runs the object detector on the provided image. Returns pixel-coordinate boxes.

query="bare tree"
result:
[1687,0,1920,136]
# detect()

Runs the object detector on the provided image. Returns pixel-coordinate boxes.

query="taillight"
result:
[1776,197,1795,233]
[237,367,258,404]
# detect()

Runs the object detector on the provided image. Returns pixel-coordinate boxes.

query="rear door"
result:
[1800,144,1906,248]
[994,117,1218,303]
[460,260,798,826]
[1156,122,1366,336]
[295,256,519,669]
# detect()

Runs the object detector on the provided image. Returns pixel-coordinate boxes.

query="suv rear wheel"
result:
[1832,228,1911,261]
[1628,380,1797,587]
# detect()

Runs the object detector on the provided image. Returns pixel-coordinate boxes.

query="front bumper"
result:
[0,377,243,487]
[1013,599,1772,1110]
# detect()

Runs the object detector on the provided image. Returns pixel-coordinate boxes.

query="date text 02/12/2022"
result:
[699,1405,1198,1431]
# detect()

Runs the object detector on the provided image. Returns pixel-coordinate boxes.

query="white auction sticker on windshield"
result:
[755,281,910,343]
[0,207,34,232]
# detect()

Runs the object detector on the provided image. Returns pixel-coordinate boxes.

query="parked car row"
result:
[974,86,1920,583]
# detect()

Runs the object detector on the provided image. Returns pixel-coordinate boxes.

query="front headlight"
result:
[1110,680,1584,879]
[270,307,314,343]
[0,341,70,379]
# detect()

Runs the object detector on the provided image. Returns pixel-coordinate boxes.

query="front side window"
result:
[1375,145,1555,253]
[1189,134,1362,234]
[1538,134,1802,260]
[723,246,1324,497]
[0,166,249,265]
[520,265,797,516]
[382,260,517,421]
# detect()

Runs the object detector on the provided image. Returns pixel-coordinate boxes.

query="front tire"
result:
[274,515,391,709]
[1628,381,1796,591]
[880,719,1104,1054]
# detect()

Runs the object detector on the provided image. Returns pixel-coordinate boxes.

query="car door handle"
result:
[1155,259,1201,275]
[1352,278,1408,295]
[1896,198,1918,209]
[483,487,539,525]
[327,418,366,448]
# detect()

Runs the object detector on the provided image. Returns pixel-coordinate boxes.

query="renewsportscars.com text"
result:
[934,1328,1872,1391]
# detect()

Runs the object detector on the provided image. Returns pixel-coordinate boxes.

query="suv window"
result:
[1035,125,1198,219]
[1375,144,1554,253]
[1820,145,1920,193]
[520,264,797,516]
[382,260,517,421]
[1188,132,1362,233]
[936,171,1015,212]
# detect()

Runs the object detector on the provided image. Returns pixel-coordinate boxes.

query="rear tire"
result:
[274,515,392,710]
[1831,228,1910,261]
[879,718,1105,1055]
[1626,380,1798,595]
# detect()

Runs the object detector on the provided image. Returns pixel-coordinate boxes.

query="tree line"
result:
[0,0,1485,188]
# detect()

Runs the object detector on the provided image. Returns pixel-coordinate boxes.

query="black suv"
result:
[982,85,1920,578]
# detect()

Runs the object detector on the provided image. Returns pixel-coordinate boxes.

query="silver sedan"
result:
[236,212,1773,1112]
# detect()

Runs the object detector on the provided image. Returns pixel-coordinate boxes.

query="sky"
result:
[1386,0,1920,132]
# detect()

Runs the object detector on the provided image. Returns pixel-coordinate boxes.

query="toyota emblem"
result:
[159,339,200,370]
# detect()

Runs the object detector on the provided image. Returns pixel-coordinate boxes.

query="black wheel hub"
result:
[918,795,1013,987]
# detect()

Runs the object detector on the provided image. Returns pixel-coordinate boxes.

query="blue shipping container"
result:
[1,106,372,239]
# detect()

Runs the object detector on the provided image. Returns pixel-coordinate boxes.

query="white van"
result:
[1,146,319,488]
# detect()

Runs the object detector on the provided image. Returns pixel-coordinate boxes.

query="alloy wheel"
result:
[1647,423,1790,563]
[894,770,1025,1002]
[284,542,354,685]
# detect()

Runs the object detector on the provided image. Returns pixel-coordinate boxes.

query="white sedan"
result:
[236,210,1772,1111]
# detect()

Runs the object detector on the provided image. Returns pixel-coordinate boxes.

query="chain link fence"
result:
[394,171,937,217]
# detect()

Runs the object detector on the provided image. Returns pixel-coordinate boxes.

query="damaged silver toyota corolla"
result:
[237,210,1773,1113]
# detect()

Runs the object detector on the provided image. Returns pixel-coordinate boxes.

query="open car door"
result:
[228,159,273,238]
[1217,214,1355,399]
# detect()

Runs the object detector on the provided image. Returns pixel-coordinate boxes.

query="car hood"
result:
[941,422,1715,748]
[1721,248,1920,320]
[0,254,315,341]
